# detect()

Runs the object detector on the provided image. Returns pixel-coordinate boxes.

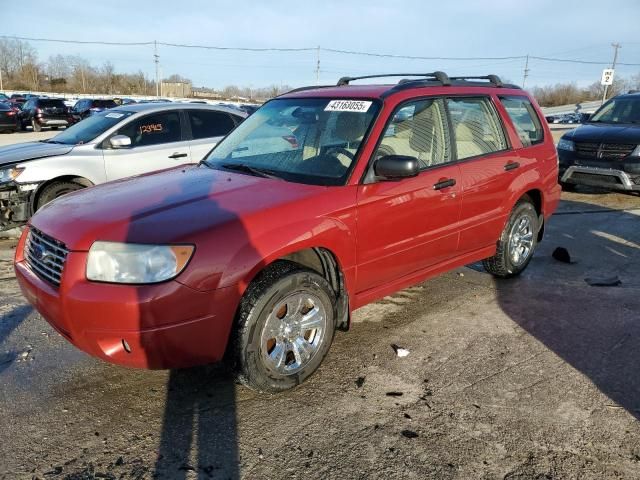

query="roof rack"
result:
[337,72,451,86]
[449,75,503,87]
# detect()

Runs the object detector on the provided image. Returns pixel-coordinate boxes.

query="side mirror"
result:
[374,154,420,180]
[109,135,132,149]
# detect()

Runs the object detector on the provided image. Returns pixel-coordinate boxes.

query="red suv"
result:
[15,72,560,392]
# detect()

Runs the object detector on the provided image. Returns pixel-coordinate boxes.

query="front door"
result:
[356,98,462,293]
[103,110,192,181]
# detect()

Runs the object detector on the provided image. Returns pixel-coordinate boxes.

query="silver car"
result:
[0,103,246,229]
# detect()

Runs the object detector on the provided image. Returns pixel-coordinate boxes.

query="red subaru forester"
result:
[15,72,560,392]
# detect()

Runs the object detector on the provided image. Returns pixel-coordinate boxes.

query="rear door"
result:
[186,109,242,161]
[356,97,462,293]
[448,96,518,254]
[103,110,192,181]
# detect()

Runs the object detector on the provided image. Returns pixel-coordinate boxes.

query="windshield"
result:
[203,98,380,186]
[590,97,640,124]
[47,110,134,145]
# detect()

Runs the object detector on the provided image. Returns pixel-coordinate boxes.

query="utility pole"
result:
[522,54,530,89]
[602,42,621,104]
[0,68,3,91]
[154,40,160,98]
[315,46,320,85]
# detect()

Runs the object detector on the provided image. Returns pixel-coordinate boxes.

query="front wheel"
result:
[483,198,539,278]
[232,261,336,393]
[36,181,84,211]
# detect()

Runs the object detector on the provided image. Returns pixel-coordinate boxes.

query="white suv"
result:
[0,103,246,229]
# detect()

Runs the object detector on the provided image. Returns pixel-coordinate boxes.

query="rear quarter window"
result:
[38,99,66,108]
[499,96,544,147]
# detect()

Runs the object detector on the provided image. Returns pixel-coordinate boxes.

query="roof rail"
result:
[448,75,503,87]
[337,72,451,86]
[278,84,335,96]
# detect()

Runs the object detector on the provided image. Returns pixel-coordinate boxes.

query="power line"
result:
[2,35,640,66]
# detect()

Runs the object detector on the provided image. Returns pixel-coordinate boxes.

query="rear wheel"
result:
[51,126,58,131]
[36,181,85,211]
[483,197,539,278]
[31,119,42,132]
[232,260,336,393]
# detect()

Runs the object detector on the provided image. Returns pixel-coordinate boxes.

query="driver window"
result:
[115,111,182,147]
[375,98,451,169]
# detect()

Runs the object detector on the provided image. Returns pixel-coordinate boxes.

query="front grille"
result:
[575,142,635,160]
[24,227,69,287]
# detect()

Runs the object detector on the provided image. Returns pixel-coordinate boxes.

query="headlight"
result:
[557,138,575,151]
[631,145,640,157]
[0,166,25,183]
[86,241,194,284]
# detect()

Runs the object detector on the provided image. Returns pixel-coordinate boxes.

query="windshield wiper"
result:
[219,162,283,180]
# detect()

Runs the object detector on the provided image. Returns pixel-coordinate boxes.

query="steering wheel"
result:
[325,146,355,161]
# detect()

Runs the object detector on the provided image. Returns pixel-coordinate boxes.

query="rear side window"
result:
[375,98,451,169]
[500,96,543,147]
[93,100,117,109]
[115,111,182,147]
[188,110,236,139]
[447,97,508,160]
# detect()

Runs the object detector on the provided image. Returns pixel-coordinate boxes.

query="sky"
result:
[4,0,640,90]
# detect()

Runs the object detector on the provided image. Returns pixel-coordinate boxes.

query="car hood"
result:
[0,141,74,166]
[31,164,327,250]
[565,123,640,144]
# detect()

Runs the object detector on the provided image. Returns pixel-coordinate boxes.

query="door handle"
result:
[168,153,188,159]
[504,161,520,171]
[433,178,456,190]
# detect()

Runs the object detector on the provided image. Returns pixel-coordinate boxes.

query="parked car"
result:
[0,103,245,229]
[0,93,9,101]
[0,102,19,132]
[558,92,640,191]
[70,98,118,122]
[18,98,71,132]
[14,72,560,392]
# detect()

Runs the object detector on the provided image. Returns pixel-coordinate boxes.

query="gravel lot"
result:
[0,188,639,480]
[0,125,638,479]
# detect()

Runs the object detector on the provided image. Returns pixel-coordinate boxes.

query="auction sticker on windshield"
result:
[324,100,372,112]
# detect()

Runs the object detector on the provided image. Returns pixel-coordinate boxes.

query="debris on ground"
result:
[552,247,574,264]
[355,376,366,388]
[391,344,410,357]
[401,430,419,439]
[584,275,622,287]
[386,391,404,397]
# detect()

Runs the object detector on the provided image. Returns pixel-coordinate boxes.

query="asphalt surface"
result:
[0,187,639,480]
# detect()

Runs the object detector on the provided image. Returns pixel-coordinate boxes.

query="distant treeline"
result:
[0,38,291,100]
[531,74,640,107]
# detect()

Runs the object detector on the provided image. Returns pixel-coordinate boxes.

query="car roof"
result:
[108,102,248,117]
[279,72,524,101]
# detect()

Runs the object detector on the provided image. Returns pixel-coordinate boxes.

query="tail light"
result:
[6,111,15,116]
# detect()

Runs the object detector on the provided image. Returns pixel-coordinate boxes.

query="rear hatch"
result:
[38,99,68,120]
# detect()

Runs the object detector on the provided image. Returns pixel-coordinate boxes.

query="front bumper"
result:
[14,229,241,369]
[558,149,640,191]
[0,183,35,230]
[561,165,640,191]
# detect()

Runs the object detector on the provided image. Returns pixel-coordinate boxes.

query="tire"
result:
[560,181,576,192]
[20,121,27,132]
[31,118,42,132]
[35,181,84,211]
[51,126,58,131]
[232,260,337,393]
[482,197,539,278]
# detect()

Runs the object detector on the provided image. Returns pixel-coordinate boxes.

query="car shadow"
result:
[121,163,256,479]
[0,304,33,373]
[494,198,640,419]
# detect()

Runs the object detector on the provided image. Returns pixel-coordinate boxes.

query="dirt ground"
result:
[0,187,639,480]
